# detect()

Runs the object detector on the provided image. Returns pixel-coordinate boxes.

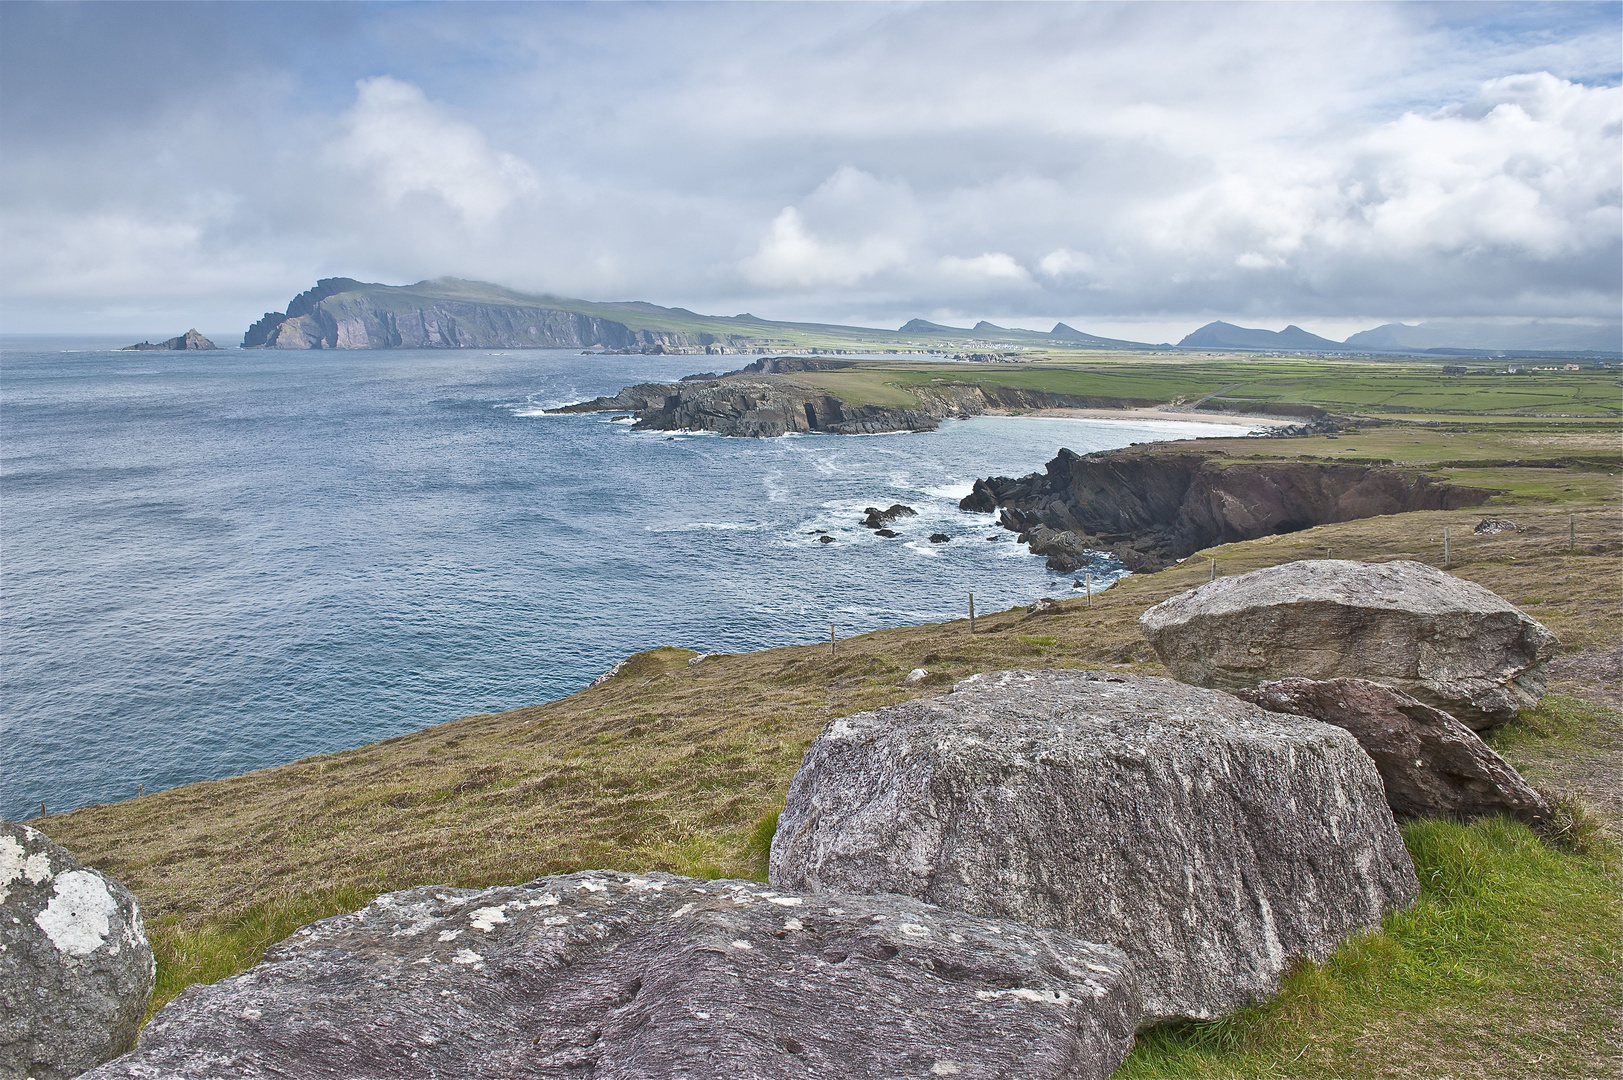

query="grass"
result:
[1118,818,1620,1079]
[34,412,1623,1071]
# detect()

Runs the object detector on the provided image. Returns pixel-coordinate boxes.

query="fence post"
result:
[968,593,975,634]
[1085,573,1092,608]
[1570,514,1576,552]
[1209,558,1216,582]
[1443,527,1451,568]
[829,624,836,657]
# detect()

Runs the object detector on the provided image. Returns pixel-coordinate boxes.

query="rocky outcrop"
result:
[1140,560,1558,728]
[120,329,218,351]
[1237,678,1551,826]
[861,504,916,529]
[769,670,1417,1023]
[961,448,1496,571]
[2,821,155,1080]
[554,375,939,437]
[84,870,1139,1080]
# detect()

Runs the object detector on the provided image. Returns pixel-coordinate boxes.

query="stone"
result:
[861,504,918,529]
[817,535,835,544]
[903,668,930,683]
[1474,518,1522,535]
[83,871,1139,1080]
[874,528,899,538]
[1237,678,1551,826]
[1138,559,1557,728]
[2,821,155,1080]
[1026,597,1061,614]
[588,659,628,688]
[769,670,1417,1022]
[930,533,951,543]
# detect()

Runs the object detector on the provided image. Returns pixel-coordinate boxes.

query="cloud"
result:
[0,3,1617,333]
[328,76,537,225]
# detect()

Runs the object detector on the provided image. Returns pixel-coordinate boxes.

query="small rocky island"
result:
[120,330,218,351]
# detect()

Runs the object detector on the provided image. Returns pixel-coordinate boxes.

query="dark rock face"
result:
[960,448,1495,571]
[769,670,1417,1022]
[120,329,218,351]
[554,376,939,437]
[930,533,951,543]
[874,528,899,538]
[1139,560,1558,728]
[84,871,1139,1080]
[1,821,155,1080]
[1237,678,1551,826]
[862,504,917,529]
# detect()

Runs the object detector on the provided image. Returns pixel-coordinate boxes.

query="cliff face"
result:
[242,279,756,353]
[962,449,1496,571]
[555,375,938,437]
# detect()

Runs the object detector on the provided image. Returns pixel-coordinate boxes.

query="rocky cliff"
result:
[962,448,1496,570]
[242,279,758,353]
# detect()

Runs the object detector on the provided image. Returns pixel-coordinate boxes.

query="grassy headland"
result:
[37,355,1622,1076]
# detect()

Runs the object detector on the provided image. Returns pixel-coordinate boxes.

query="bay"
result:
[0,342,1253,819]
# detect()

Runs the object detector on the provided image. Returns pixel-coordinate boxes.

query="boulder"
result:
[861,504,917,529]
[874,528,898,538]
[83,871,1139,1080]
[930,533,951,544]
[1237,678,1550,826]
[2,821,155,1080]
[769,670,1417,1022]
[1138,560,1557,728]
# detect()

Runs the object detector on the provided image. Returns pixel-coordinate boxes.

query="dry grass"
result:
[34,434,1623,1074]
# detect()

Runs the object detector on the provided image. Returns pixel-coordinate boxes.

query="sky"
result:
[1,1,1619,342]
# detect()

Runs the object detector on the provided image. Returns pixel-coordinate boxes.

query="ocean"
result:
[0,342,1254,820]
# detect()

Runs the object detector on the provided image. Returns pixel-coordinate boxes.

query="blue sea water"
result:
[0,342,1255,820]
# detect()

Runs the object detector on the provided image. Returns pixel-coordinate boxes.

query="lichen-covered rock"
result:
[84,871,1138,1080]
[1237,677,1551,826]
[769,670,1417,1023]
[1,821,155,1080]
[1139,559,1557,728]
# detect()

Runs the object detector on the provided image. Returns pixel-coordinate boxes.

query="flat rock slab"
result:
[769,670,1417,1023]
[84,871,1138,1080]
[2,821,155,1080]
[1139,559,1557,727]
[1237,677,1551,826]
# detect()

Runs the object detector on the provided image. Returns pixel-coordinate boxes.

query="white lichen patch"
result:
[34,870,118,956]
[974,987,1075,1006]
[542,916,569,926]
[667,903,696,919]
[450,948,483,966]
[0,834,54,905]
[730,939,753,950]
[468,907,508,931]
[437,929,462,942]
[765,897,802,907]
[931,1062,962,1075]
[898,923,931,937]
[576,880,608,894]
[783,919,804,932]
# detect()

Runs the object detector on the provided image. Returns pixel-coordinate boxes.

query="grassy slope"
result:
[37,361,1623,1075]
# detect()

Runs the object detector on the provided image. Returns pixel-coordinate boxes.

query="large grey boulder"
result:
[768,670,1417,1022]
[1,821,155,1080]
[84,870,1138,1080]
[1237,677,1551,827]
[1139,559,1557,728]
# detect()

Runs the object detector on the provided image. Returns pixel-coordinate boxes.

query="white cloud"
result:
[327,76,537,225]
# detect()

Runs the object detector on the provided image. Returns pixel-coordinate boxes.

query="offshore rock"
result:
[1238,678,1551,826]
[1,821,155,1080]
[1139,560,1558,728]
[769,670,1416,1022]
[961,448,1494,571]
[83,871,1139,1080]
[119,329,218,351]
[861,504,917,529]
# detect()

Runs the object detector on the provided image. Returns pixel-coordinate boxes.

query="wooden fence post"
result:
[968,593,975,634]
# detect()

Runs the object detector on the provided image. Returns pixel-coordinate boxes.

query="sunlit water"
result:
[0,342,1254,818]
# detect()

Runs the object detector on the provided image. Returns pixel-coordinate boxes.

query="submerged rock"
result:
[84,871,1139,1080]
[1238,677,1550,826]
[1,821,155,1080]
[1139,559,1557,728]
[769,670,1417,1022]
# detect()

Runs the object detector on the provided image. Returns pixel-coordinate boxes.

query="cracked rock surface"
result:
[2,820,154,1080]
[1139,559,1557,728]
[769,670,1417,1023]
[83,871,1138,1080]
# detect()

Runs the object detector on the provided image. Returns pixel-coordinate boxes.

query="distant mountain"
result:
[1343,320,1622,354]
[241,278,1162,353]
[1179,321,1342,351]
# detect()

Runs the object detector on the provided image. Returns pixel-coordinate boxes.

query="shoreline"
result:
[1026,405,1301,428]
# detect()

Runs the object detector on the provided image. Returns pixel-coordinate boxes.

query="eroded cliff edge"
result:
[962,448,1497,571]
